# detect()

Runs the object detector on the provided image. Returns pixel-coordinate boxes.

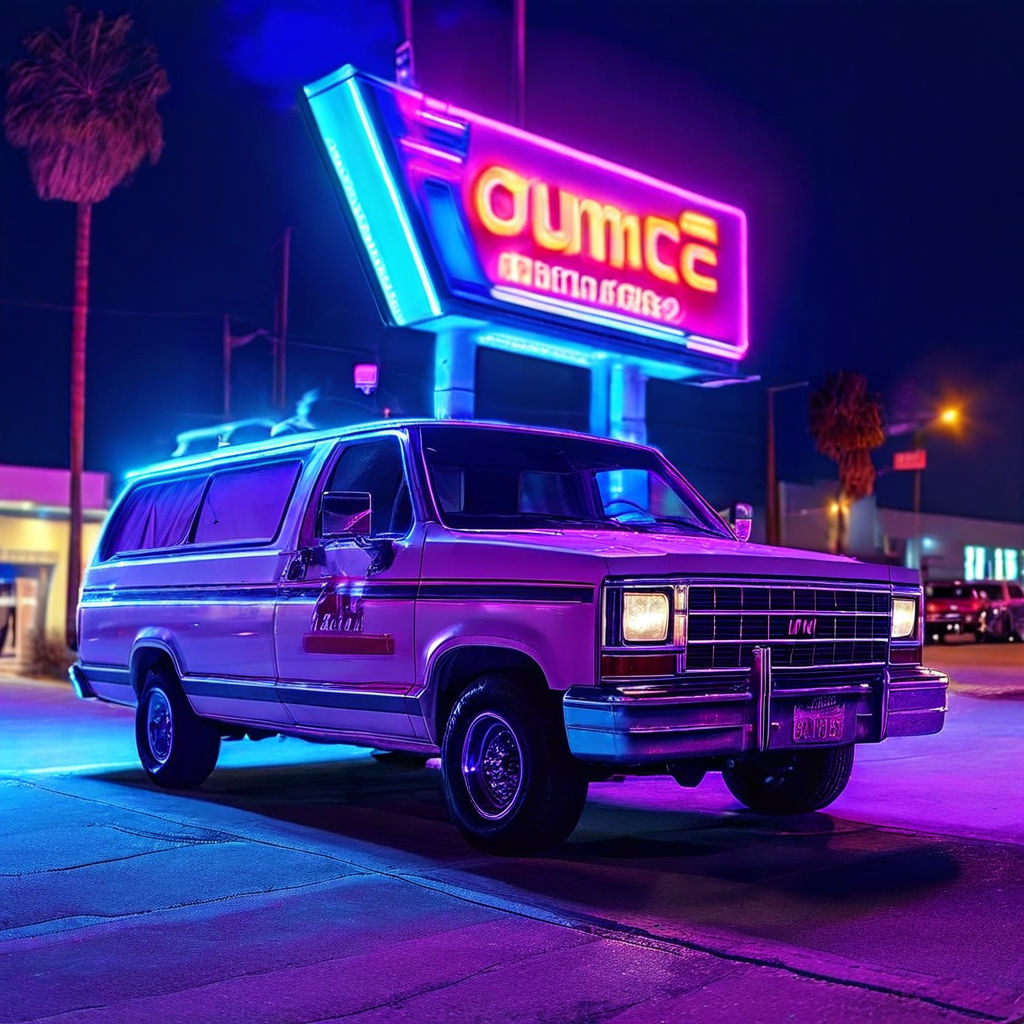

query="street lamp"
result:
[909,404,962,570]
[765,381,809,547]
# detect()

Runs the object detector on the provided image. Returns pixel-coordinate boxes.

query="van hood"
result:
[423,525,919,587]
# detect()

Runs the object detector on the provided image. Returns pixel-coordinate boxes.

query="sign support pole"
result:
[434,329,477,420]
[609,363,647,444]
[589,362,610,437]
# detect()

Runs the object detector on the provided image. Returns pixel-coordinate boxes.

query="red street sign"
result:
[894,448,927,471]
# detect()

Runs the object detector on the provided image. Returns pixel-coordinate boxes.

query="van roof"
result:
[126,419,643,481]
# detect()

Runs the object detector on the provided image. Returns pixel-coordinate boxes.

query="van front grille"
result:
[685,583,890,671]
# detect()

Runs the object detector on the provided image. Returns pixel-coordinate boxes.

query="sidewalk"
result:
[926,640,1024,699]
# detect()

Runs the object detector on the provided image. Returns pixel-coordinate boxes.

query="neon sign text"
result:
[496,252,682,324]
[474,165,720,294]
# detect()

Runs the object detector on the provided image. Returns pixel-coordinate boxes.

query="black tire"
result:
[135,665,220,789]
[441,675,588,855]
[722,744,854,814]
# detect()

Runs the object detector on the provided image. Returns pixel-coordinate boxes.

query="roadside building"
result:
[0,466,108,670]
[781,481,1024,582]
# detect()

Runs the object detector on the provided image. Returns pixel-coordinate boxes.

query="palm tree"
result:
[808,371,885,554]
[5,9,169,647]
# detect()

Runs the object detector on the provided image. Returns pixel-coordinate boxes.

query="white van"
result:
[72,420,947,853]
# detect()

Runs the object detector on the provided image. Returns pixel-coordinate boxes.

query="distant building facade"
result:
[781,480,1024,581]
[0,466,108,669]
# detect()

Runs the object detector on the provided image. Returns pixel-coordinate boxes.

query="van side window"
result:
[103,476,207,558]
[325,438,411,537]
[193,461,301,546]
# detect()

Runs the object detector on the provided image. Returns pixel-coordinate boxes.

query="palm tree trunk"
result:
[65,200,91,650]
[834,490,846,556]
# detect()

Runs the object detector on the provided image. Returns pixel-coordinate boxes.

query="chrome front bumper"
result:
[563,660,948,764]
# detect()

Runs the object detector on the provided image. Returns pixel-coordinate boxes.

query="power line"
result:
[0,297,237,321]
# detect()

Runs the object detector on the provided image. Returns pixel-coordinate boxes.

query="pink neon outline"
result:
[399,138,464,164]
[414,108,468,133]
[390,77,749,358]
[422,96,744,216]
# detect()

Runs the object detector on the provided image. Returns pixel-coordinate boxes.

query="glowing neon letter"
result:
[531,183,579,252]
[552,266,581,299]
[534,259,551,290]
[681,244,718,293]
[616,282,640,313]
[640,289,661,318]
[475,166,528,236]
[643,216,680,285]
[599,279,618,305]
[578,199,641,270]
[498,251,533,285]
[680,210,719,245]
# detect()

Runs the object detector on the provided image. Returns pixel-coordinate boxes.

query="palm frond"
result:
[808,370,885,501]
[4,7,169,203]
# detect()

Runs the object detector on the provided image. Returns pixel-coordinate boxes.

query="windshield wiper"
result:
[634,516,728,537]
[526,514,643,532]
[459,513,641,532]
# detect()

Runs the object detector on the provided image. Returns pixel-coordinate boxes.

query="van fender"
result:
[129,630,188,701]
[418,630,563,744]
[420,630,556,696]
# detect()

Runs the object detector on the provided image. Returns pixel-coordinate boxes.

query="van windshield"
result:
[419,426,727,536]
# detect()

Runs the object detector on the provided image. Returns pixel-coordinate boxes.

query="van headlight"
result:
[892,597,917,639]
[622,591,670,643]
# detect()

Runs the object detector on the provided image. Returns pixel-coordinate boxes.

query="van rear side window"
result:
[103,476,207,558]
[192,461,301,545]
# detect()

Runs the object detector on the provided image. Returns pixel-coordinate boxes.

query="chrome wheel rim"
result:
[146,689,173,765]
[461,712,524,820]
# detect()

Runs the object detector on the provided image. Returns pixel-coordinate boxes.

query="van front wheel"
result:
[722,744,854,814]
[441,676,587,855]
[135,667,220,789]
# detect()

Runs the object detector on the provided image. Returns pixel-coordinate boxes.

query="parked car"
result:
[925,582,987,642]
[925,580,1024,643]
[71,421,947,854]
[973,580,1024,642]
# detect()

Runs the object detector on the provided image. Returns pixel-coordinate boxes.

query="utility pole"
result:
[514,0,526,127]
[222,314,231,419]
[765,381,809,547]
[222,317,268,421]
[272,227,292,410]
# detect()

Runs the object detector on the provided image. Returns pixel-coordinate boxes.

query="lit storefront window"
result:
[966,546,1023,581]
[964,546,987,581]
[1005,549,1019,580]
[992,547,1020,581]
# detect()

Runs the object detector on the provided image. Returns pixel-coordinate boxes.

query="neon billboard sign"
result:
[302,67,748,363]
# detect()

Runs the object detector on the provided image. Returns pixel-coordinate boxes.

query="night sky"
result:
[1,0,1021,521]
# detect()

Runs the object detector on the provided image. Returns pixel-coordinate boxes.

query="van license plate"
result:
[793,702,845,743]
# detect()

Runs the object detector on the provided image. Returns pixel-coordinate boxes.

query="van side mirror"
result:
[731,502,753,543]
[320,491,371,539]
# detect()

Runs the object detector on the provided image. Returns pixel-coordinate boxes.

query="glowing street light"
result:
[909,402,965,569]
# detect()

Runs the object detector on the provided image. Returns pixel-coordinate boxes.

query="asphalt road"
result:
[2,646,1023,1024]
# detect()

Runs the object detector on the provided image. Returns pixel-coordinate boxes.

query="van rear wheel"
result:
[135,666,220,789]
[441,676,587,855]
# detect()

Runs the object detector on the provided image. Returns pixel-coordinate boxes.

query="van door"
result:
[274,436,423,742]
